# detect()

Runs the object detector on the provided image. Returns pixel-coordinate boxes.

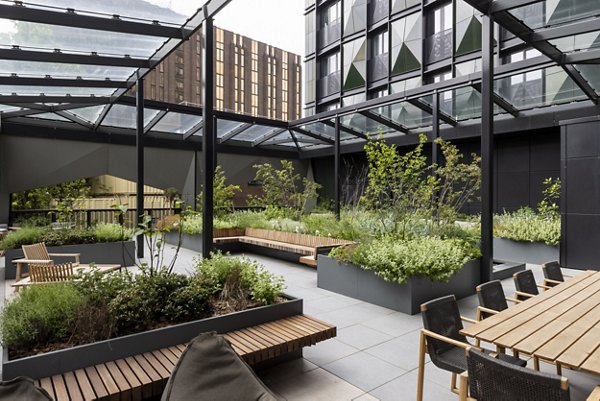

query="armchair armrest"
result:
[48,253,80,263]
[563,273,574,279]
[476,306,499,321]
[13,258,53,264]
[421,329,481,351]
[506,297,521,304]
[537,283,552,291]
[514,290,535,298]
[461,315,478,325]
[544,278,563,285]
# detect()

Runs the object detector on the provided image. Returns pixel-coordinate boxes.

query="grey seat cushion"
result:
[0,377,53,401]
[161,332,282,401]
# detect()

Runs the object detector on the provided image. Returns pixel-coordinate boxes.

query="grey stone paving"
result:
[2,244,598,400]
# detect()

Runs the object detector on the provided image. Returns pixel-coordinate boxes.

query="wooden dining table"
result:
[461,270,600,376]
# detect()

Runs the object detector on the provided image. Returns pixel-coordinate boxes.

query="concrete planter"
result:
[493,237,559,265]
[317,255,480,315]
[2,296,302,380]
[4,241,136,280]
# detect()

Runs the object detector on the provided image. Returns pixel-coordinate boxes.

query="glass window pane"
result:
[374,101,432,129]
[341,113,394,136]
[0,60,136,80]
[576,64,600,95]
[343,0,367,37]
[151,112,202,134]
[217,120,246,138]
[235,125,281,142]
[510,0,599,30]
[550,32,600,53]
[0,85,115,97]
[101,104,160,129]
[66,105,107,124]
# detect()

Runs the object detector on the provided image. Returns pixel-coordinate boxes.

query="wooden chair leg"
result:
[534,356,540,371]
[513,350,520,358]
[556,363,562,375]
[417,331,426,401]
[459,372,469,401]
[451,373,458,394]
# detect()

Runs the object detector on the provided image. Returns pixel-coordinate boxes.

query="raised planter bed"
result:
[493,237,559,265]
[2,295,302,380]
[4,241,136,280]
[317,255,480,315]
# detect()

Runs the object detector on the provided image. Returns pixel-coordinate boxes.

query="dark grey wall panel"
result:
[561,119,600,270]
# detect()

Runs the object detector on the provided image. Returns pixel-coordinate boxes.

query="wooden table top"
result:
[461,270,600,375]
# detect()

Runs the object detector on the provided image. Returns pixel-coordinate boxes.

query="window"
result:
[391,13,422,75]
[322,51,340,77]
[319,1,341,48]
[426,2,453,63]
[343,0,366,37]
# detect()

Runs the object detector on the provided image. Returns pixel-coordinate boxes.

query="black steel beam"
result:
[321,119,368,140]
[565,49,600,64]
[219,123,253,143]
[264,137,322,146]
[253,128,288,146]
[183,121,204,140]
[530,18,600,43]
[288,129,302,153]
[143,110,168,133]
[0,4,184,38]
[55,110,94,129]
[359,110,409,134]
[0,95,113,104]
[0,48,150,68]
[407,99,458,127]
[136,78,145,259]
[201,17,215,259]
[334,116,341,220]
[0,76,128,88]
[481,14,494,283]
[291,127,335,144]
[489,0,541,13]
[204,0,234,19]
[471,82,520,117]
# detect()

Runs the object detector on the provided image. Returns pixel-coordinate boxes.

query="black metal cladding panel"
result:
[496,136,530,173]
[565,122,600,159]
[565,157,600,215]
[530,135,560,172]
[564,214,600,269]
[496,172,530,211]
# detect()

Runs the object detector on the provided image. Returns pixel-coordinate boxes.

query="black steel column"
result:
[136,77,145,258]
[202,16,215,258]
[193,150,198,211]
[481,14,494,283]
[432,92,440,166]
[334,116,341,220]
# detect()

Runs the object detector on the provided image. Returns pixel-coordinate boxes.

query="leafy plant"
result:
[538,177,561,218]
[493,207,560,245]
[197,165,241,218]
[163,187,180,211]
[248,160,321,220]
[94,223,133,243]
[0,227,43,250]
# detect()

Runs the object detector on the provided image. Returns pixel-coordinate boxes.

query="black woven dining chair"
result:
[460,348,570,401]
[513,270,548,301]
[476,280,509,320]
[417,295,526,401]
[542,261,573,287]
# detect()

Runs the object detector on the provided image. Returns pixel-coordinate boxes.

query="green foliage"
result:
[493,207,561,246]
[13,215,51,227]
[41,228,96,247]
[0,284,85,352]
[0,227,43,250]
[538,177,561,218]
[163,187,180,210]
[329,236,473,284]
[196,252,285,306]
[197,166,241,218]
[11,179,91,211]
[248,160,321,219]
[93,223,133,243]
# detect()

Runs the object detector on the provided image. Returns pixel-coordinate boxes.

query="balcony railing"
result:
[369,53,388,82]
[318,20,341,49]
[318,71,341,98]
[426,28,453,64]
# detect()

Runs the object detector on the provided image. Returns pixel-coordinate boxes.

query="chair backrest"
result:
[513,270,539,300]
[477,280,509,318]
[467,348,570,401]
[421,295,467,357]
[543,261,564,284]
[22,243,51,261]
[30,263,74,283]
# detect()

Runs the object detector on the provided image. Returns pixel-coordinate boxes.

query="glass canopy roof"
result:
[0,0,598,154]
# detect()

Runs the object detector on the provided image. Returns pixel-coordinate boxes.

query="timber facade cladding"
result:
[141,27,302,121]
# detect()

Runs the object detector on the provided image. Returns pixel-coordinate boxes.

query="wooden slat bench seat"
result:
[37,314,336,401]
[213,228,355,267]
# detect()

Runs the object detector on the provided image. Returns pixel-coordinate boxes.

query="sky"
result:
[146,0,306,56]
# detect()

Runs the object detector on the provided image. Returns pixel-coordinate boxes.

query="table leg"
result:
[15,262,22,282]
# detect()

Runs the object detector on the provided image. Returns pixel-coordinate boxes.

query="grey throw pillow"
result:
[0,377,53,401]
[161,332,282,401]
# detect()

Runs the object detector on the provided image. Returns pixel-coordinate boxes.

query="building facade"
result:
[143,27,302,121]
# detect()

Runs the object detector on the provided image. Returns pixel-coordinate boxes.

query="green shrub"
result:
[0,227,44,250]
[94,223,132,243]
[494,207,560,245]
[0,284,85,352]
[196,252,285,306]
[13,215,51,227]
[41,228,95,246]
[330,236,472,284]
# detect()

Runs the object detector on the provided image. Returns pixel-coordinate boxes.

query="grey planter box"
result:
[493,237,559,265]
[317,255,480,315]
[4,241,136,280]
[2,296,302,380]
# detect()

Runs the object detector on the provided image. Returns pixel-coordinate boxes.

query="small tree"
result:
[248,160,321,220]
[197,165,241,218]
[163,187,180,211]
[537,177,560,218]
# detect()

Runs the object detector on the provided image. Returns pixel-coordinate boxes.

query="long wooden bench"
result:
[214,228,355,267]
[35,314,336,401]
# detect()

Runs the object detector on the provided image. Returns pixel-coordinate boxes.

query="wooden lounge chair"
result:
[14,243,80,281]
[29,263,75,283]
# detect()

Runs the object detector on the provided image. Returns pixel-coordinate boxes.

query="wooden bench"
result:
[36,314,336,401]
[214,228,355,267]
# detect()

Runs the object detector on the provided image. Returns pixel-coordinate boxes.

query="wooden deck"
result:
[36,314,336,401]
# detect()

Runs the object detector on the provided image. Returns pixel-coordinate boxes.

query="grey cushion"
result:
[161,332,282,401]
[0,377,53,401]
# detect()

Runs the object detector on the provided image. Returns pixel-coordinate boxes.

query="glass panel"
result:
[235,125,281,142]
[0,20,168,58]
[30,112,71,122]
[67,105,107,124]
[0,85,115,96]
[304,59,316,104]
[341,113,394,136]
[0,60,136,80]
[217,119,246,138]
[343,0,367,37]
[12,0,198,25]
[495,66,587,109]
[342,93,366,107]
[455,0,482,56]
[576,64,600,95]
[390,76,422,94]
[101,104,160,129]
[374,101,431,129]
[343,37,366,90]
[305,10,316,55]
[455,59,482,76]
[391,13,422,75]
[319,1,341,48]
[262,131,293,145]
[392,0,420,15]
[151,112,202,134]
[301,121,354,140]
[550,32,600,53]
[509,0,599,30]
[0,104,23,112]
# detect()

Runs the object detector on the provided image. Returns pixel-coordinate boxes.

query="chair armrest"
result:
[421,329,480,351]
[476,306,499,321]
[461,315,478,324]
[514,291,535,298]
[544,278,563,285]
[537,284,552,291]
[563,273,574,279]
[506,297,521,304]
[13,259,53,264]
[48,253,80,263]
